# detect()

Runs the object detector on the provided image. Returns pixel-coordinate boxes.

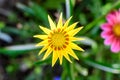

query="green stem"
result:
[70,63,75,80]
[119,53,120,63]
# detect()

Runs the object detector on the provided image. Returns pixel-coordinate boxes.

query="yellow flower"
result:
[34,13,84,66]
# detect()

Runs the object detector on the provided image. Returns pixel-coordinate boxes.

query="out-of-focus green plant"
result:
[1,0,120,80]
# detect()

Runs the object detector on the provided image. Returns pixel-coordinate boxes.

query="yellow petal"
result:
[63,16,72,28]
[63,51,72,63]
[68,26,83,36]
[70,43,84,51]
[52,51,59,67]
[33,35,48,39]
[39,26,51,34]
[67,47,79,60]
[42,48,52,60]
[36,40,48,46]
[38,45,48,55]
[69,37,84,41]
[58,53,63,65]
[57,13,63,28]
[65,22,78,32]
[48,15,56,30]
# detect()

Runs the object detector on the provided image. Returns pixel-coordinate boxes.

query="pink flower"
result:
[101,10,120,53]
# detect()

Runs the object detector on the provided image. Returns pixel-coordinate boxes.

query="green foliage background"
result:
[0,0,120,80]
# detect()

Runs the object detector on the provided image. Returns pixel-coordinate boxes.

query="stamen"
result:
[48,40,51,42]
[63,31,67,34]
[58,47,61,50]
[63,45,66,48]
[50,45,53,48]
[65,42,69,45]
[66,38,69,41]
[58,28,61,32]
[54,47,57,50]
[65,34,69,37]
[48,37,51,39]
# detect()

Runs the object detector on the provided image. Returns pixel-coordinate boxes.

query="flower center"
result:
[52,33,65,46]
[113,23,120,37]
[48,29,69,50]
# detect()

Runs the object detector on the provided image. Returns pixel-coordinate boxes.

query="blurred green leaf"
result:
[33,58,51,66]
[79,13,87,25]
[66,0,75,18]
[30,3,48,25]
[16,3,35,16]
[0,22,5,29]
[0,31,12,43]
[75,63,88,76]
[0,44,40,57]
[83,58,120,74]
[79,37,98,52]
[16,3,48,25]
[101,3,112,15]
[43,0,64,9]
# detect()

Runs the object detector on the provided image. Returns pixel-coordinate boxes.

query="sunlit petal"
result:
[63,16,72,28]
[36,40,48,46]
[57,13,63,28]
[52,51,59,67]
[39,26,51,34]
[63,51,72,63]
[68,27,83,36]
[38,45,49,55]
[70,43,84,51]
[67,47,79,60]
[33,35,48,39]
[42,48,52,60]
[65,22,78,32]
[69,37,84,41]
[48,15,56,30]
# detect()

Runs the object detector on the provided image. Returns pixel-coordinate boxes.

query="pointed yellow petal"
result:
[52,51,59,67]
[70,43,84,51]
[39,26,51,34]
[42,48,52,60]
[65,22,78,32]
[69,37,84,41]
[57,13,63,28]
[33,35,48,39]
[67,47,79,60]
[63,16,72,28]
[58,52,63,65]
[48,15,56,30]
[38,45,48,55]
[63,51,72,63]
[36,40,48,46]
[68,26,83,36]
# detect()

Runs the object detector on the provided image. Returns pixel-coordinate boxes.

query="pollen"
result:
[113,23,120,37]
[48,28,69,51]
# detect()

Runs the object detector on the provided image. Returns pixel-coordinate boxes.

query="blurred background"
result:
[0,0,120,80]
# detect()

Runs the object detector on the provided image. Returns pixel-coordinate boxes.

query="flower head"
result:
[34,13,84,66]
[101,9,120,53]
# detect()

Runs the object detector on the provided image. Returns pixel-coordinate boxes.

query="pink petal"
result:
[116,13,120,23]
[111,38,120,53]
[101,23,112,31]
[101,31,113,38]
[106,13,116,25]
[104,35,114,45]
